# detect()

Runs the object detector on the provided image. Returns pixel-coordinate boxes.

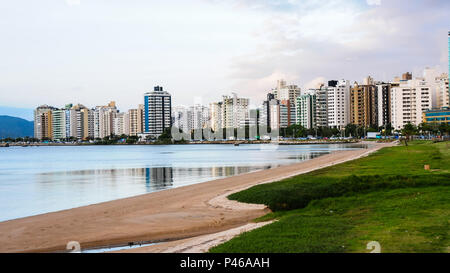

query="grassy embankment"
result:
[210,141,450,253]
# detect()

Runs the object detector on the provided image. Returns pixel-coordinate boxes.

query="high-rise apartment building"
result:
[93,101,118,139]
[209,102,223,132]
[172,106,190,134]
[315,85,328,128]
[266,100,288,130]
[34,105,56,140]
[272,80,300,125]
[350,77,378,127]
[391,78,432,129]
[296,93,316,129]
[259,93,289,130]
[189,104,210,130]
[221,93,249,129]
[172,104,209,134]
[128,105,144,136]
[327,80,350,129]
[435,73,449,108]
[376,83,392,128]
[144,86,172,136]
[259,93,276,128]
[68,104,93,140]
[113,112,130,136]
[52,109,67,140]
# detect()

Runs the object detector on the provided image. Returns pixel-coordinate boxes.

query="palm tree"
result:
[401,123,418,146]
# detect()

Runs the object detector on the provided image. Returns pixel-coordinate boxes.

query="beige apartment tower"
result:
[128,105,144,136]
[350,78,378,127]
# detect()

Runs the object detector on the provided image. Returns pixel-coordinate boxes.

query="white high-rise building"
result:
[93,102,118,139]
[189,104,210,130]
[172,106,190,134]
[114,112,130,136]
[436,73,449,108]
[173,104,210,134]
[422,68,450,109]
[391,78,432,129]
[327,80,350,129]
[221,93,249,129]
[272,80,301,125]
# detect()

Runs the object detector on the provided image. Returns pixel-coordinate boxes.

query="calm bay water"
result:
[0,143,366,221]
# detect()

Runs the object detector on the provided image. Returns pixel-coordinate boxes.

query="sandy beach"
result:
[0,142,394,253]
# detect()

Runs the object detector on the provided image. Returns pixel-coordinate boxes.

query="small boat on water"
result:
[0,143,9,147]
[234,142,240,146]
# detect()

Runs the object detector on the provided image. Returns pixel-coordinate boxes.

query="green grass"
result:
[209,141,450,253]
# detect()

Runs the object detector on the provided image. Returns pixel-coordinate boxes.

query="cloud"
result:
[366,0,381,5]
[65,0,80,6]
[304,77,327,90]
[226,0,450,104]
[1,0,449,108]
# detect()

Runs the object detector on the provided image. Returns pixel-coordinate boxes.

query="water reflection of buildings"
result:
[36,167,174,191]
[284,152,326,161]
[38,162,323,193]
[143,167,173,191]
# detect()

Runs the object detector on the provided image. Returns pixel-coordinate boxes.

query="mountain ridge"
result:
[0,115,34,138]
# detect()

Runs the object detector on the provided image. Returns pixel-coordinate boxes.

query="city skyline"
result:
[31,64,449,141]
[0,0,449,111]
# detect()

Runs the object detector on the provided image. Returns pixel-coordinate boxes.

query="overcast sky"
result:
[0,0,449,111]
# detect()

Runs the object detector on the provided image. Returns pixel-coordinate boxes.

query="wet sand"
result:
[0,142,394,253]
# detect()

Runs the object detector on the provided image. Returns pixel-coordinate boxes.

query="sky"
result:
[0,0,449,112]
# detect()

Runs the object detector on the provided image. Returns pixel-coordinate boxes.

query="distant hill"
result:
[0,106,34,121]
[0,116,34,138]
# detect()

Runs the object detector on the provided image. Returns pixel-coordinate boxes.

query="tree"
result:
[438,123,450,137]
[157,128,172,143]
[401,123,418,146]
[345,124,357,138]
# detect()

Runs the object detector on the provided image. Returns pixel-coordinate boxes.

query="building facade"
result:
[296,93,316,129]
[34,105,56,140]
[144,86,172,136]
[391,78,432,129]
[423,107,450,125]
[350,77,378,127]
[52,109,66,140]
[128,104,144,136]
[221,94,249,129]
[272,80,300,125]
[209,102,222,132]
[327,80,350,129]
[315,85,328,128]
[93,101,118,139]
[376,83,391,128]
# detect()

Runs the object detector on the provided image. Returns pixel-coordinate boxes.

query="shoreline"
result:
[0,141,394,253]
[115,141,397,253]
[3,140,362,147]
